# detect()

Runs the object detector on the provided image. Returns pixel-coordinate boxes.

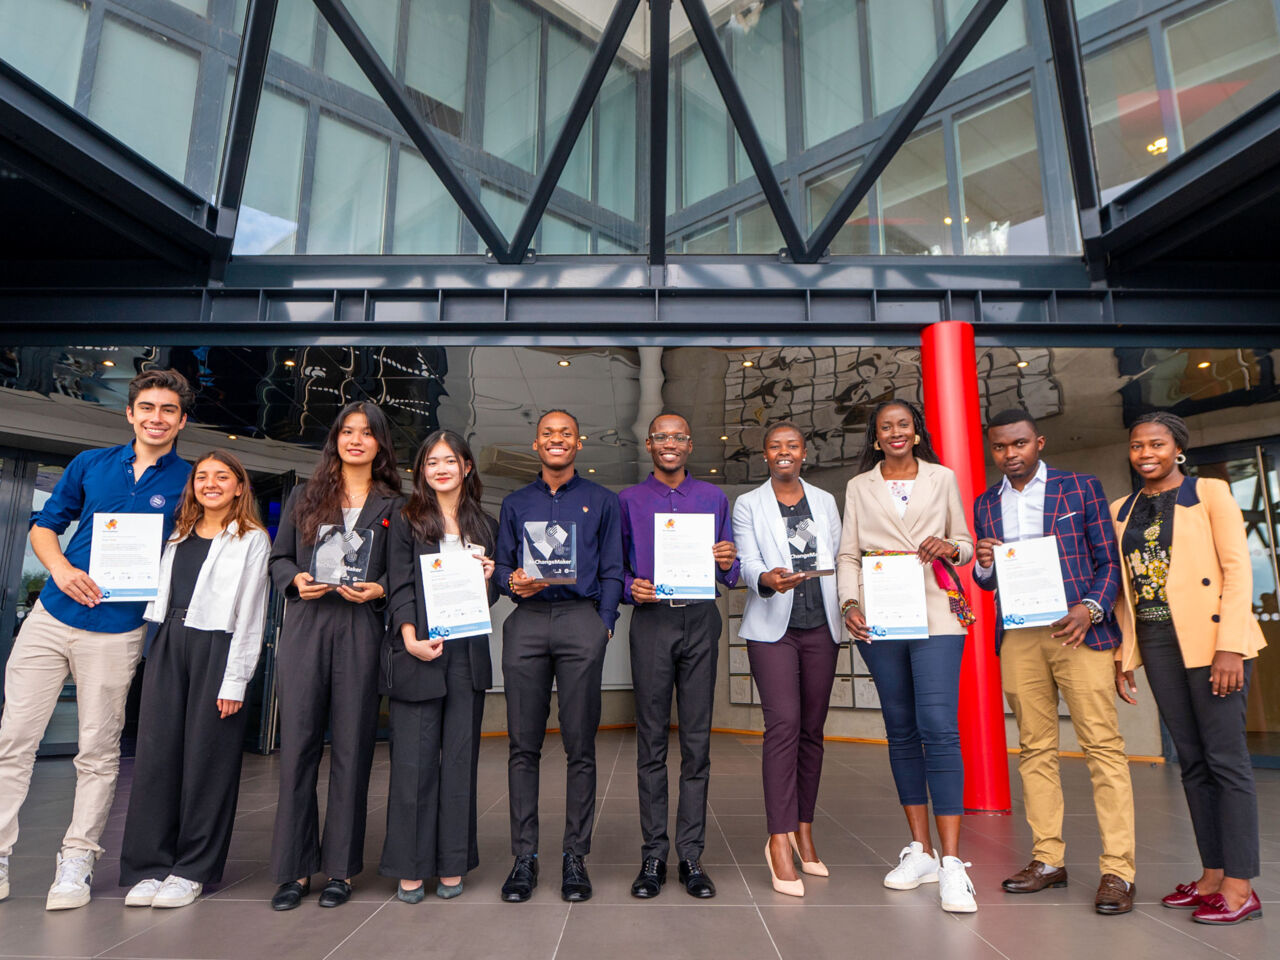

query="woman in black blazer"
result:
[379,430,499,903]
[268,402,403,910]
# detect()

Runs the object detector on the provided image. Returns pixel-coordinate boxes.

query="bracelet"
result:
[840,599,859,616]
[508,572,517,593]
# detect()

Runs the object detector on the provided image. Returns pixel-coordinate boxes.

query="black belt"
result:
[659,598,713,608]
[166,607,188,622]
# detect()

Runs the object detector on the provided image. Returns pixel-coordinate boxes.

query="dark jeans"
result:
[747,625,838,835]
[629,601,720,861]
[858,633,965,815]
[1137,620,1259,878]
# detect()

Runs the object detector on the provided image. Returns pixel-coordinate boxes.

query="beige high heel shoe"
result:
[766,840,805,897]
[788,832,830,877]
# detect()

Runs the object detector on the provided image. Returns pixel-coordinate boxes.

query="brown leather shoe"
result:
[1094,874,1134,915]
[1002,860,1068,893]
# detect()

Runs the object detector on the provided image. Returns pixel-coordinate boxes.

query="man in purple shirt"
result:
[619,413,739,900]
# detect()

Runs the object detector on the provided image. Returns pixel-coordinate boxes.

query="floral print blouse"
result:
[1121,488,1176,611]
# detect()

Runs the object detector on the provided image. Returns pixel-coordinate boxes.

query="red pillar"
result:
[920,321,1011,814]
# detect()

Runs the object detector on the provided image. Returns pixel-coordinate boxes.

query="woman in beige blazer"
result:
[1112,412,1265,926]
[835,400,976,914]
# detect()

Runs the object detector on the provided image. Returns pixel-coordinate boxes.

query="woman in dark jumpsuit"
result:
[268,401,403,910]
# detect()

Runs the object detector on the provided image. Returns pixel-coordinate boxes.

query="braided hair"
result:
[1129,411,1190,453]
[856,400,939,474]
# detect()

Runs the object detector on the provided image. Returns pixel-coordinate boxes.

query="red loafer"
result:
[1162,881,1204,909]
[1192,890,1263,925]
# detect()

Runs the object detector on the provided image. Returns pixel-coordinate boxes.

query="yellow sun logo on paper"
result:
[873,561,883,572]
[1005,547,1017,559]
[432,558,443,570]
[104,518,118,531]
[665,518,676,529]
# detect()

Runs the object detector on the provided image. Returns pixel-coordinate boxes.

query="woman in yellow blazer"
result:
[836,399,976,914]
[1112,411,1265,927]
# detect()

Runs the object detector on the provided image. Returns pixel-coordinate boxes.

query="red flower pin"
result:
[381,518,390,528]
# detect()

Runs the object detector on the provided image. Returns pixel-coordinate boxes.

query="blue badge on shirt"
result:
[150,495,166,508]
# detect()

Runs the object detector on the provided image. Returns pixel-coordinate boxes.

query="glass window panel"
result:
[235,89,308,255]
[1075,0,1124,18]
[392,149,460,253]
[540,214,590,254]
[800,0,864,148]
[944,0,1027,76]
[597,235,635,253]
[254,0,317,64]
[405,0,471,111]
[867,0,936,115]
[323,0,397,98]
[88,18,200,183]
[737,203,784,254]
[1166,0,1280,150]
[546,26,593,200]
[877,127,952,255]
[169,0,208,15]
[681,49,729,206]
[480,185,524,244]
[683,220,730,253]
[807,164,874,255]
[483,0,541,172]
[1083,35,1166,202]
[956,90,1049,255]
[731,0,786,178]
[307,114,388,254]
[599,67,637,218]
[0,0,88,105]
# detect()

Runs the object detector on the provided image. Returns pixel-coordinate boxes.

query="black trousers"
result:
[629,601,720,862]
[502,600,607,857]
[270,599,381,883]
[379,642,484,880]
[119,618,248,886]
[1138,620,1260,878]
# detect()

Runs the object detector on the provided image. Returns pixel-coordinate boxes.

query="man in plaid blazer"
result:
[973,409,1135,916]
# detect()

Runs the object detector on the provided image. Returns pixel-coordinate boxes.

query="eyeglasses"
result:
[649,433,692,445]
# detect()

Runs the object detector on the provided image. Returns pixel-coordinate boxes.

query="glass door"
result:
[1187,441,1280,768]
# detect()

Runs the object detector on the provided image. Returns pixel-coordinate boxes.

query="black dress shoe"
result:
[271,879,311,911]
[317,878,352,908]
[561,853,592,902]
[630,857,666,899]
[678,859,716,899]
[501,855,538,902]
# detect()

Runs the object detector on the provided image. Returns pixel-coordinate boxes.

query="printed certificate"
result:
[522,520,577,584]
[421,550,492,640]
[653,513,716,600]
[88,512,164,601]
[861,554,929,640]
[994,535,1069,629]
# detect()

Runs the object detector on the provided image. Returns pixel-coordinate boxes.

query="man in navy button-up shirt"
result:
[493,410,622,905]
[0,370,192,911]
[619,413,737,901]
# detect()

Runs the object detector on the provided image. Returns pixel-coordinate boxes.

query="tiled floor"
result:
[3,730,1277,960]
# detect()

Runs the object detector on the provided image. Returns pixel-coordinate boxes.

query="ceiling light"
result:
[557,359,571,367]
[720,435,729,441]
[943,217,953,225]
[405,468,412,473]
[101,359,115,367]
[741,360,754,368]
[587,467,596,473]
[963,216,970,224]
[1146,137,1169,156]
[579,434,587,440]
[709,468,718,474]
[1197,360,1211,369]
[283,358,296,368]
[1016,360,1029,369]
[227,434,238,440]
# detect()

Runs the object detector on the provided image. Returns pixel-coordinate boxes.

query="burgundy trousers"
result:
[747,624,838,834]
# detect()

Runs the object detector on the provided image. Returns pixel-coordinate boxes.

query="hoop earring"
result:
[914,434,921,445]
[873,440,881,451]
[1175,453,1187,465]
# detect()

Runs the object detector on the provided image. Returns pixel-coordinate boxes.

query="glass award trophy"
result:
[311,524,374,585]
[521,520,578,584]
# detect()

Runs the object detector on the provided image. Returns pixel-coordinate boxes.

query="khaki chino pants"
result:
[0,602,145,858]
[1000,626,1136,882]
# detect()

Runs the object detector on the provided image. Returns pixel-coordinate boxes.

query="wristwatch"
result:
[1081,598,1105,624]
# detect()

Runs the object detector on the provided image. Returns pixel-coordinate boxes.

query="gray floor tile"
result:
[556,905,778,960]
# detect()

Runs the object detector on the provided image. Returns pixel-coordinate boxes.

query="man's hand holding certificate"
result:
[993,536,1070,629]
[88,512,164,601]
[421,550,492,640]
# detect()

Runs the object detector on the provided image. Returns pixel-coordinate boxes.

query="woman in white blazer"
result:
[836,400,976,914]
[732,421,842,897]
[119,451,270,910]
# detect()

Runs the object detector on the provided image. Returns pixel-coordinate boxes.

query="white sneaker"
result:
[152,875,202,909]
[938,856,978,913]
[125,877,165,907]
[0,854,9,901]
[883,841,940,890]
[46,851,94,911]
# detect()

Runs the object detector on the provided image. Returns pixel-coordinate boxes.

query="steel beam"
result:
[649,0,671,267]
[312,0,511,260]
[678,0,807,262]
[805,0,1009,260]
[509,0,641,261]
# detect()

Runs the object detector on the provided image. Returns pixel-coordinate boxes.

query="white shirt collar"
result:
[998,459,1048,496]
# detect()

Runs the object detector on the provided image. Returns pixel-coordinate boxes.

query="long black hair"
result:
[855,399,940,474]
[294,401,401,542]
[403,430,493,551]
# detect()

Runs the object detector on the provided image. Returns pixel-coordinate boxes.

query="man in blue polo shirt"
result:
[493,409,623,904]
[0,369,192,911]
